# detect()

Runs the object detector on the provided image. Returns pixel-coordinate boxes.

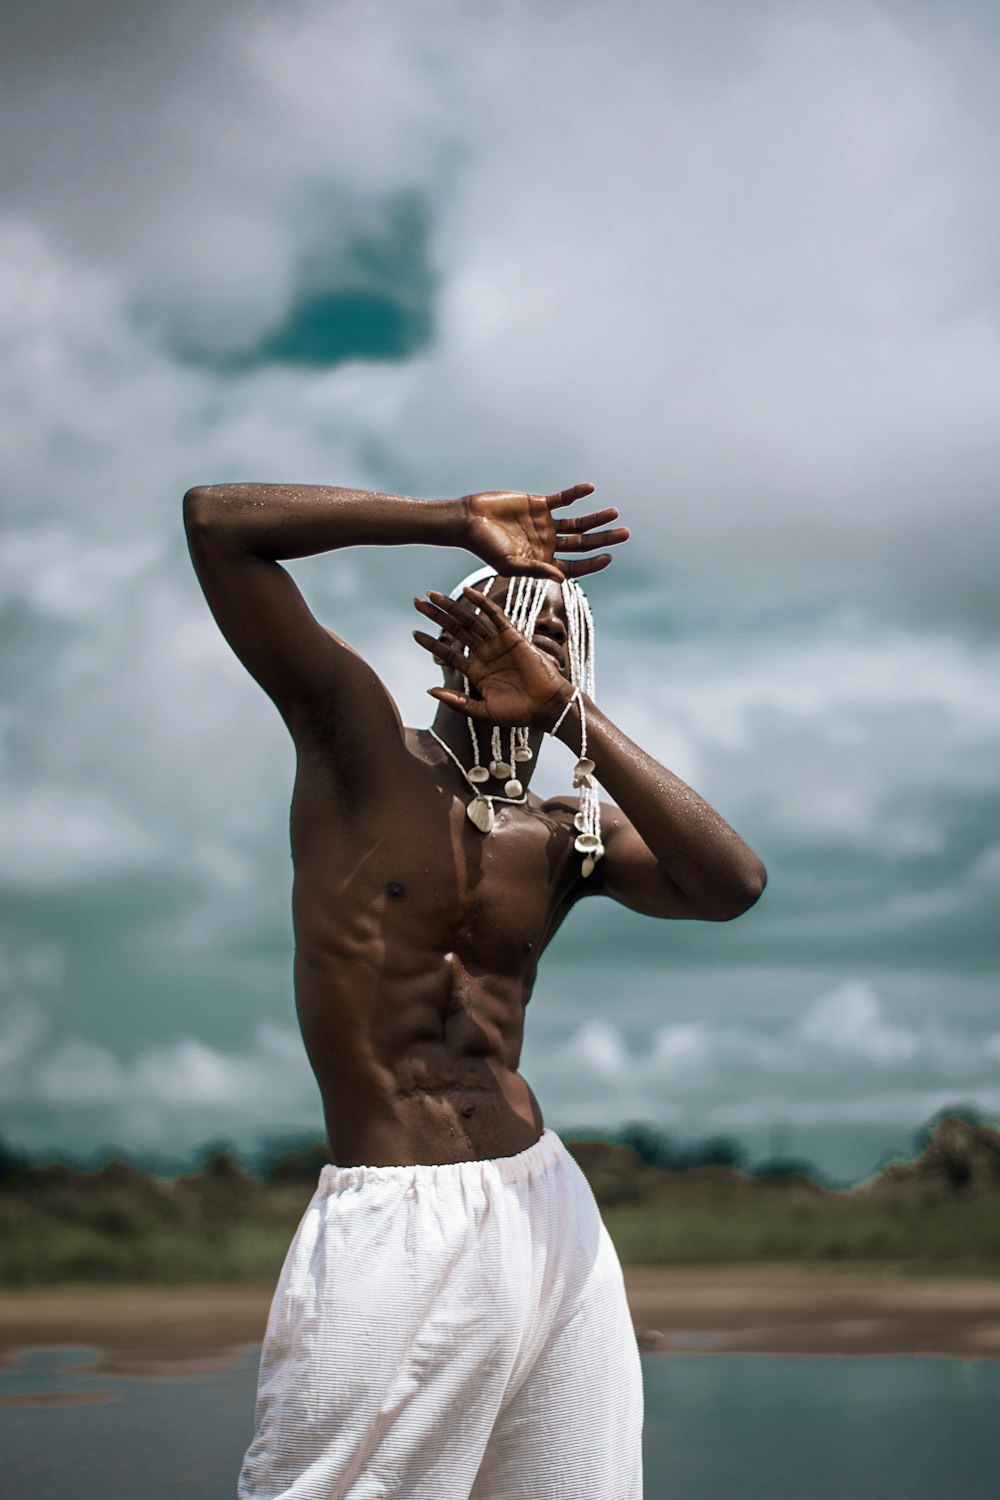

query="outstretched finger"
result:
[427,687,490,720]
[412,630,470,675]
[555,526,630,553]
[425,590,494,630]
[415,595,491,645]
[461,584,520,630]
[545,482,596,512]
[554,507,620,533]
[558,552,615,578]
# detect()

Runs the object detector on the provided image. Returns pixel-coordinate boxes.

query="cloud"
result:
[1,3,998,624]
[2,1001,317,1147]
[565,1019,632,1079]
[0,1003,47,1080]
[1,0,451,353]
[0,0,998,1172]
[792,979,919,1065]
[0,782,160,887]
[36,1036,127,1106]
[375,1,1000,630]
[708,1086,1000,1133]
[970,844,1000,882]
[3,970,998,1178]
[0,528,162,621]
[524,976,1000,1135]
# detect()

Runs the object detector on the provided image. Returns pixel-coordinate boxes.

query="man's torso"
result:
[289,722,585,1167]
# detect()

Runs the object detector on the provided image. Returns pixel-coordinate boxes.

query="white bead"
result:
[467,796,495,832]
[513,747,533,763]
[574,833,601,852]
[504,778,523,797]
[489,760,512,778]
[582,855,596,877]
[468,765,490,784]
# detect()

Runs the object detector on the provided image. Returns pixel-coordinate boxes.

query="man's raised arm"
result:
[182,481,622,738]
[553,693,767,922]
[182,484,477,767]
[183,483,467,563]
[414,582,765,925]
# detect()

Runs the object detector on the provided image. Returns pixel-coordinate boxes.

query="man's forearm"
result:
[554,694,766,910]
[182,483,467,561]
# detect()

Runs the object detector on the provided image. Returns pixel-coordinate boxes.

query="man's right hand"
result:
[459,484,629,582]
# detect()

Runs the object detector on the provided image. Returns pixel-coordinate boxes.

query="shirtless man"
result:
[183,480,766,1500]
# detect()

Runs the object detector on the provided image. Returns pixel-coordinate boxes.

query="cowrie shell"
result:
[513,747,533,763]
[574,758,595,777]
[574,833,601,852]
[574,812,587,831]
[582,855,596,877]
[572,773,594,790]
[489,760,512,778]
[504,779,523,797]
[468,765,490,784]
[467,796,495,832]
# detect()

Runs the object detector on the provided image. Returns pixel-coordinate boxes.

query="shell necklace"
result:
[427,726,528,833]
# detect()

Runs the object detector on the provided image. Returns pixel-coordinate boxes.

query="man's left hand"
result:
[412,586,574,729]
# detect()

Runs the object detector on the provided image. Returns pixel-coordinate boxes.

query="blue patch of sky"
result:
[173,192,436,372]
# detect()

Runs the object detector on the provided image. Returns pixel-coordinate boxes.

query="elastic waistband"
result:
[316,1127,566,1195]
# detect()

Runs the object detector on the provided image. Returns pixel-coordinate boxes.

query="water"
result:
[1,1346,997,1499]
[641,1354,999,1499]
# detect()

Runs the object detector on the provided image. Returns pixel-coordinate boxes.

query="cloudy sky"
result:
[1,0,998,1183]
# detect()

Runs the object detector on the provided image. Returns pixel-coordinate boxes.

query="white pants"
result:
[238,1128,643,1499]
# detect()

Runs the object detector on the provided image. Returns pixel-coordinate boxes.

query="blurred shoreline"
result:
[2,1265,999,1378]
[5,1116,1000,1288]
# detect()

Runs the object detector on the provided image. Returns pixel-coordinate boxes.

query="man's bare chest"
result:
[289,766,579,975]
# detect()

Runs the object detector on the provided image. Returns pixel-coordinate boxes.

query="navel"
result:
[386,881,405,899]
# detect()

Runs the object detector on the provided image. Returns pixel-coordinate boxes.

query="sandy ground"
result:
[1,1266,999,1381]
[625,1264,1000,1358]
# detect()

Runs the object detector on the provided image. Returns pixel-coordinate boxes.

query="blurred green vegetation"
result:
[1,1110,998,1286]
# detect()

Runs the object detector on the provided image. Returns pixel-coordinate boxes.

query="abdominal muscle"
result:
[293,944,546,1169]
[285,732,577,1169]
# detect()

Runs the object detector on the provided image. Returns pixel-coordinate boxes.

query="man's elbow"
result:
[183,486,216,535]
[183,486,240,550]
[705,859,767,922]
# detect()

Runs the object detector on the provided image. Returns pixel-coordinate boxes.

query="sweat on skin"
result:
[182,479,766,1168]
[184,479,765,1499]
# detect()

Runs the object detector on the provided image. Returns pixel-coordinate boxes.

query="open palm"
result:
[463,483,628,582]
[413,587,572,729]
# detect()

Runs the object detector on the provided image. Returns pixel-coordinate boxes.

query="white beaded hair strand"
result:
[432,566,603,877]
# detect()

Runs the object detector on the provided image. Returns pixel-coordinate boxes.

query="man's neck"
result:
[427,706,545,794]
